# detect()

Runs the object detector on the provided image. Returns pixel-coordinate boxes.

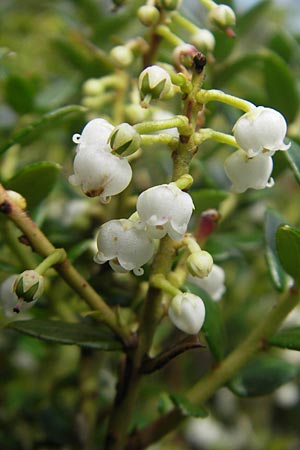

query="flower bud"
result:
[233,106,290,157]
[191,29,215,53]
[224,149,274,193]
[161,0,182,10]
[139,65,173,104]
[95,219,155,276]
[187,250,213,278]
[6,190,27,210]
[82,78,103,96]
[0,275,36,317]
[110,45,133,68]
[138,5,160,27]
[136,183,194,240]
[168,292,205,334]
[208,4,236,29]
[14,270,44,303]
[109,123,141,156]
[189,264,226,301]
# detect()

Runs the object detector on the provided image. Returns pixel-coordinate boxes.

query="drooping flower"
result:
[139,65,173,102]
[14,270,44,303]
[69,147,132,203]
[0,275,37,317]
[168,292,206,334]
[224,149,274,193]
[95,219,155,276]
[136,183,194,240]
[189,264,226,302]
[72,118,114,152]
[233,106,290,157]
[208,4,236,29]
[187,250,213,279]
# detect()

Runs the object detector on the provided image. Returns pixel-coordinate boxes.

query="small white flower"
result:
[233,106,290,157]
[191,29,215,53]
[0,275,36,317]
[189,264,226,301]
[72,118,114,152]
[139,65,173,101]
[95,219,155,276]
[168,292,205,334]
[224,149,274,193]
[69,148,132,203]
[136,183,194,240]
[138,5,160,27]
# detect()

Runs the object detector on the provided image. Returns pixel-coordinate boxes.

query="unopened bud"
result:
[168,292,205,334]
[83,78,103,96]
[139,65,173,105]
[110,123,141,156]
[14,270,44,303]
[110,45,133,68]
[187,250,213,278]
[208,4,236,29]
[161,0,182,10]
[191,29,215,53]
[138,5,160,27]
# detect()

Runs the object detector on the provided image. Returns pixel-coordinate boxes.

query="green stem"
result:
[150,273,181,296]
[198,0,216,10]
[140,133,178,148]
[197,89,255,112]
[134,115,189,134]
[171,11,199,34]
[126,289,300,449]
[35,249,66,275]
[0,184,130,344]
[195,128,239,148]
[156,25,184,46]
[4,220,37,269]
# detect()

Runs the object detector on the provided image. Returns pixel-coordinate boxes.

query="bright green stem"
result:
[35,249,66,275]
[156,25,184,46]
[198,0,216,10]
[135,115,189,134]
[150,273,181,297]
[197,89,255,112]
[173,173,193,190]
[183,235,202,253]
[126,289,300,450]
[171,11,199,33]
[0,185,130,344]
[195,128,239,148]
[140,133,178,149]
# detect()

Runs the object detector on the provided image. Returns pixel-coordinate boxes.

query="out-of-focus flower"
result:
[189,264,226,301]
[208,4,236,29]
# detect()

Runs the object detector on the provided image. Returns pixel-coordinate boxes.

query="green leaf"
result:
[191,189,229,213]
[186,283,226,361]
[229,354,297,397]
[5,75,36,114]
[169,393,208,418]
[6,319,123,351]
[0,105,86,155]
[237,0,271,34]
[5,161,61,210]
[264,209,288,291]
[269,327,300,351]
[276,225,300,285]
[284,139,300,185]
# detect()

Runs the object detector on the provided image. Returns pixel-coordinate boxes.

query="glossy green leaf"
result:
[5,161,61,210]
[284,139,300,185]
[276,225,300,285]
[264,209,288,291]
[169,393,208,418]
[6,319,123,351]
[229,354,297,397]
[0,105,86,155]
[191,189,229,213]
[269,327,300,351]
[186,283,226,361]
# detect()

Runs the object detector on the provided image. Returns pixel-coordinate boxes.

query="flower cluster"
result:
[224,107,290,193]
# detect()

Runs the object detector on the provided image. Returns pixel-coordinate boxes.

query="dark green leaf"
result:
[264,209,288,291]
[0,105,86,155]
[169,393,208,418]
[5,161,61,210]
[6,319,123,351]
[284,139,300,185]
[186,283,226,361]
[237,0,271,34]
[192,189,229,213]
[269,327,300,351]
[5,75,36,114]
[276,225,300,285]
[229,354,297,397]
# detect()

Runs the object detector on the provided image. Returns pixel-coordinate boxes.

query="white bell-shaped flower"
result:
[69,148,132,203]
[189,264,226,302]
[139,65,172,101]
[95,219,155,276]
[0,275,36,317]
[168,292,206,334]
[233,106,290,157]
[72,118,114,152]
[136,183,194,240]
[224,149,274,193]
